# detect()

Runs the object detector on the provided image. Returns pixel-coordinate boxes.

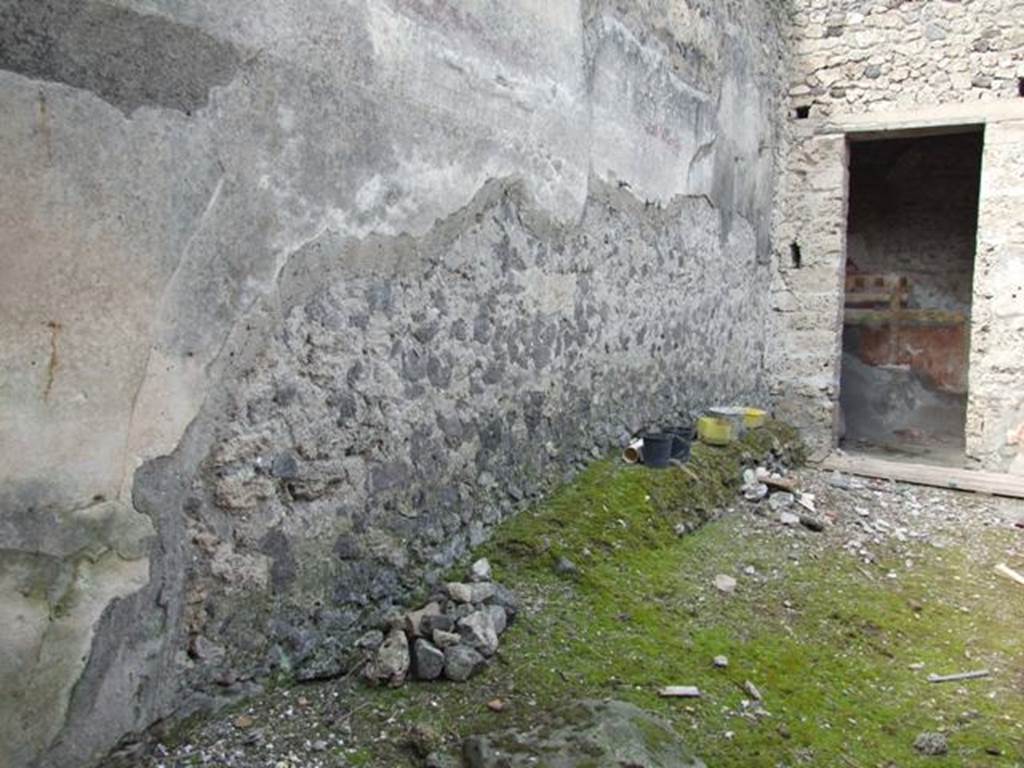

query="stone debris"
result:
[826,471,856,490]
[412,638,446,681]
[433,629,462,648]
[798,514,825,532]
[444,644,487,682]
[913,731,949,756]
[714,574,737,594]
[364,628,410,687]
[713,655,729,668]
[422,613,456,636]
[405,602,442,637]
[485,604,508,635]
[486,698,507,712]
[426,752,462,768]
[741,464,823,529]
[364,564,517,686]
[554,556,579,577]
[779,511,800,527]
[447,581,497,604]
[744,483,768,502]
[470,557,493,583]
[795,493,816,513]
[457,610,500,656]
[490,583,520,622]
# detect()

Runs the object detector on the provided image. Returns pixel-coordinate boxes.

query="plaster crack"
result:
[42,320,62,400]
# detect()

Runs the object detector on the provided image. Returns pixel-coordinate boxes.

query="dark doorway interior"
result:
[839,130,984,465]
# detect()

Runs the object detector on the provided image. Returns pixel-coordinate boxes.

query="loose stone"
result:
[780,511,801,526]
[485,604,508,636]
[913,732,949,756]
[405,602,442,637]
[447,582,496,603]
[433,629,462,649]
[470,558,493,582]
[444,644,486,682]
[490,583,520,623]
[458,610,500,656]
[365,628,410,687]
[554,556,579,576]
[714,574,737,593]
[413,638,445,681]
[422,613,456,635]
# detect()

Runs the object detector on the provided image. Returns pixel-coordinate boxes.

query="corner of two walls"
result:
[0,1,786,765]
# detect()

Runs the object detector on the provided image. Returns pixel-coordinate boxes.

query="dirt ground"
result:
[137,448,1024,768]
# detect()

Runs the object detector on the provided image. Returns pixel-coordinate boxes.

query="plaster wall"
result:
[768,0,1024,466]
[0,1,787,765]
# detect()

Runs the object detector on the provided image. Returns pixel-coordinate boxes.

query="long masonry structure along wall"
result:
[767,0,1024,469]
[0,1,787,765]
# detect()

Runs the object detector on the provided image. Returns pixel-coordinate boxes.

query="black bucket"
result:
[641,433,674,469]
[666,426,695,462]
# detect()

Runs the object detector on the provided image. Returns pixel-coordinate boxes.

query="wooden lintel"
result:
[821,454,1024,500]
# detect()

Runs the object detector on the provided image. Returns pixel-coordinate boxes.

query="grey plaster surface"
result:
[0,1,786,764]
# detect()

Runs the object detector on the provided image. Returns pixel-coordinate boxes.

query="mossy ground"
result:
[149,424,1024,767]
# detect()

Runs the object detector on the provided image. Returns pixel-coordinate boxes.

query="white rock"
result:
[470,558,493,582]
[714,574,737,594]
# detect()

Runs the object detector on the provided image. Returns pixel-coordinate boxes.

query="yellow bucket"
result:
[743,408,767,429]
[697,416,733,446]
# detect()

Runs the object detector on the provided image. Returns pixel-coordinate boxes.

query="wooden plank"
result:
[822,454,1024,500]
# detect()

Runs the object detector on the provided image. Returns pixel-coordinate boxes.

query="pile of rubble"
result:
[739,465,825,532]
[362,558,517,687]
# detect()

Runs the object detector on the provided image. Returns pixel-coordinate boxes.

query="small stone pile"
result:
[362,558,517,687]
[740,466,772,502]
[739,466,825,532]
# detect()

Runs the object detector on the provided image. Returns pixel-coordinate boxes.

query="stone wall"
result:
[0,2,787,765]
[768,0,1024,465]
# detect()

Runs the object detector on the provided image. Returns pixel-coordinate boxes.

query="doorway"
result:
[838,129,984,465]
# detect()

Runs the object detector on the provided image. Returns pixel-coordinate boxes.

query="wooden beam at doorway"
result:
[822,454,1024,500]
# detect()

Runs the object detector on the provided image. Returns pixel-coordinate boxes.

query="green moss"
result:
[166,421,1023,766]
[337,421,1024,766]
[480,420,801,577]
